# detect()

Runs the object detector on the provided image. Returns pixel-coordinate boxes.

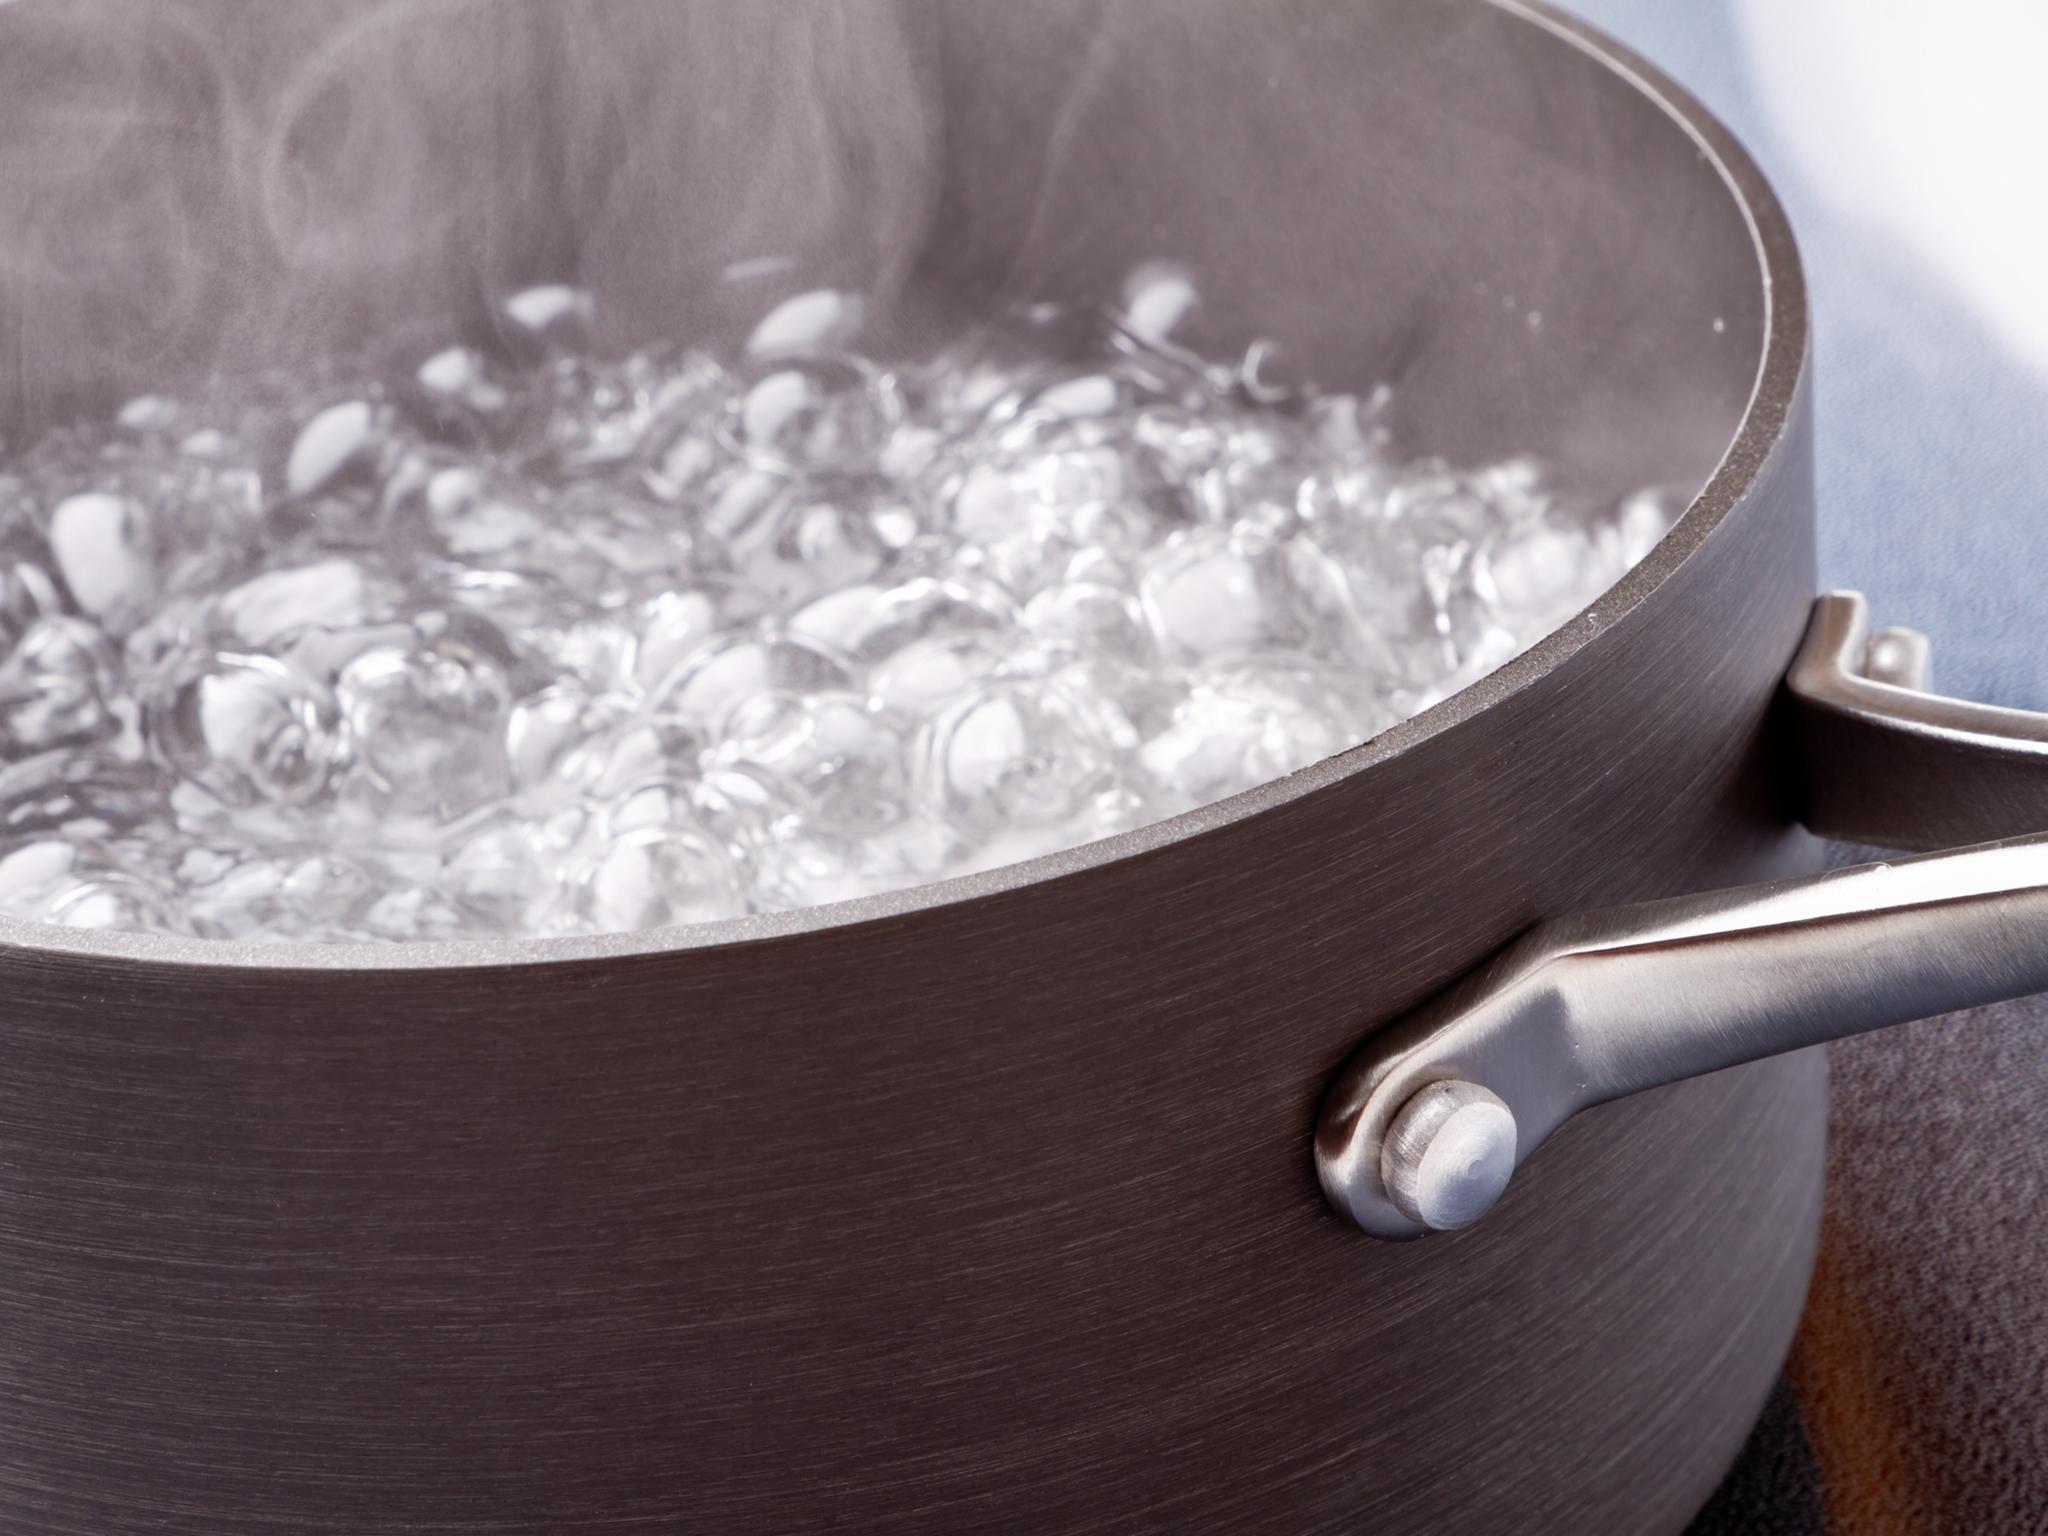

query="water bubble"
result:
[917,675,1126,837]
[360,884,469,943]
[634,589,722,695]
[186,850,374,942]
[1138,412,1304,527]
[118,396,182,434]
[574,815,743,934]
[1236,339,1306,407]
[216,559,380,648]
[273,850,378,934]
[0,524,64,652]
[1029,374,1122,421]
[539,350,726,480]
[702,472,885,613]
[640,426,725,505]
[0,617,117,752]
[793,575,1017,667]
[599,780,697,840]
[0,839,79,919]
[122,595,212,691]
[747,823,947,913]
[1139,523,1368,665]
[748,835,864,911]
[44,869,187,935]
[408,346,517,444]
[521,613,637,693]
[285,400,381,499]
[948,445,1141,543]
[729,357,902,472]
[0,280,1682,942]
[502,284,596,353]
[1333,468,1560,679]
[441,817,559,933]
[1464,456,1554,528]
[338,627,514,819]
[1043,649,1181,743]
[786,582,887,655]
[583,722,683,800]
[869,501,922,551]
[151,652,349,809]
[423,469,547,561]
[426,561,557,636]
[1023,581,1152,656]
[746,289,867,359]
[870,632,1011,717]
[945,462,1027,543]
[969,524,1085,601]
[279,618,428,694]
[0,840,178,934]
[1482,522,1603,633]
[689,762,798,856]
[545,483,694,605]
[1140,657,1384,812]
[1614,485,1684,565]
[417,347,499,402]
[1119,262,1199,346]
[48,492,156,633]
[710,690,906,838]
[505,681,632,795]
[0,750,168,839]
[648,631,854,738]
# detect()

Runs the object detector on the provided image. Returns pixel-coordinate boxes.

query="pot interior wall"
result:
[0,0,1767,512]
[921,0,1771,501]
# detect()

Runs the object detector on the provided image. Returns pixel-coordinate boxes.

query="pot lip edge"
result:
[0,0,1811,977]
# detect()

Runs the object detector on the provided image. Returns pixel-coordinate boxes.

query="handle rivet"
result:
[1381,1080,1518,1232]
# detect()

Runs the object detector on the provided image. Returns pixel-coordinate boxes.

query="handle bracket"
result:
[1793,591,2048,850]
[1318,592,2048,1238]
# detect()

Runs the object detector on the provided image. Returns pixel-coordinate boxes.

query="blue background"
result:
[1563,1,2046,710]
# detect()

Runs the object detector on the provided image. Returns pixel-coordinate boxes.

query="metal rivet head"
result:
[1380,1080,1518,1232]
[1862,625,1933,693]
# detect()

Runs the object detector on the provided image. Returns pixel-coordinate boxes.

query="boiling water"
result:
[0,278,1675,942]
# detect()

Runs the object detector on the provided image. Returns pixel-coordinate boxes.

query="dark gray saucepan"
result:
[7,2,2012,1531]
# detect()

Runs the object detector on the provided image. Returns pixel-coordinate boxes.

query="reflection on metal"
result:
[1320,591,2048,1238]
[1860,624,1932,692]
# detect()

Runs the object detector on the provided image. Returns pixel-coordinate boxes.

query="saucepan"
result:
[2,2,2041,1532]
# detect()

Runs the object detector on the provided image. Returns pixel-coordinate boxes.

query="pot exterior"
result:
[0,0,1824,1526]
[0,370,1822,1533]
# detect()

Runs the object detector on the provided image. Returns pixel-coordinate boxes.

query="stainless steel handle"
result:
[1318,591,2048,1239]
[1792,591,2048,850]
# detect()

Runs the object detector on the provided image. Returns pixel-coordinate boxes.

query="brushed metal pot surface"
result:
[0,3,1822,1532]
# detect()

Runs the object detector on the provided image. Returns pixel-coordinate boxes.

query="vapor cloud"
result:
[0,0,944,436]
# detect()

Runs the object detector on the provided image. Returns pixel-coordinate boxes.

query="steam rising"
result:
[552,1,939,343]
[0,0,943,436]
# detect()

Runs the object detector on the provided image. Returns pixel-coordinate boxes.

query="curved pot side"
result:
[0,1,1825,1529]
[0,380,1822,1533]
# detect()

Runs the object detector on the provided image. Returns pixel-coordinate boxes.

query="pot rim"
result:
[0,0,1808,975]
